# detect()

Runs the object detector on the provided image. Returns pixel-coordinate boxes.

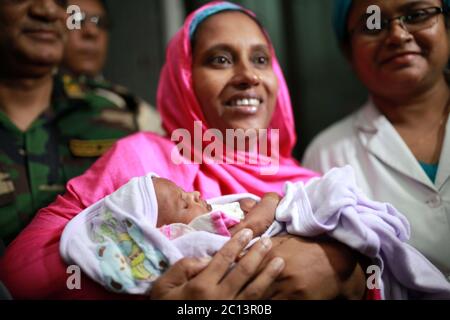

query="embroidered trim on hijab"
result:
[189,1,242,39]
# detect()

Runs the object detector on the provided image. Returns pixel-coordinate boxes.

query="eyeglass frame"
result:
[348,6,447,41]
[73,11,112,31]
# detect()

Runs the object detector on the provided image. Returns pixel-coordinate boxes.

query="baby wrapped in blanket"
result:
[60,166,450,299]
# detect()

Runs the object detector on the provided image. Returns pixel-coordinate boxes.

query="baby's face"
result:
[153,177,212,227]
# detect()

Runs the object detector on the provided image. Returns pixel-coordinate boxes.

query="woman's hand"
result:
[230,193,281,237]
[150,229,285,300]
[260,235,367,300]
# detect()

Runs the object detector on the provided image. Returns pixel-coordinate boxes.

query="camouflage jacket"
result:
[0,74,142,247]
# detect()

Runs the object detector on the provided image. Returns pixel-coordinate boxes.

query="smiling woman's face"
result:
[347,0,449,98]
[192,11,278,134]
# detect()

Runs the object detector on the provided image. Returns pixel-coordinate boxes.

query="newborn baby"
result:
[153,177,263,240]
[61,173,275,295]
[61,168,450,299]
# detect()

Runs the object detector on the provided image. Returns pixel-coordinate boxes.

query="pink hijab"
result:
[157,1,318,196]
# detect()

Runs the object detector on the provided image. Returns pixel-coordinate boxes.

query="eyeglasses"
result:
[73,12,111,31]
[349,7,446,41]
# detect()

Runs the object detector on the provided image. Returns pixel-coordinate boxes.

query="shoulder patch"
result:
[69,139,116,158]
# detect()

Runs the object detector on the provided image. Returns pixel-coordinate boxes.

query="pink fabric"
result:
[0,2,318,299]
[159,225,172,239]
[159,211,240,239]
[211,211,241,237]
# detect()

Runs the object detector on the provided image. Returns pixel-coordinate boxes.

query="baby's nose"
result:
[192,191,201,202]
[187,191,201,203]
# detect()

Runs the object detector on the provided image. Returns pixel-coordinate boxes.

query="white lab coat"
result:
[303,100,450,281]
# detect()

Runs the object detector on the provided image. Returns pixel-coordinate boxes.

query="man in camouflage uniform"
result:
[0,0,145,249]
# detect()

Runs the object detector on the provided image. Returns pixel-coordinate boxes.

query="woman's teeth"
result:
[228,98,261,107]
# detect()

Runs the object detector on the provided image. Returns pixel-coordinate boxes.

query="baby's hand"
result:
[231,193,280,237]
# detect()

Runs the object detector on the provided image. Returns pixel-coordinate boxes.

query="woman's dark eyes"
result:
[253,55,270,65]
[208,54,270,67]
[405,10,429,23]
[210,56,231,65]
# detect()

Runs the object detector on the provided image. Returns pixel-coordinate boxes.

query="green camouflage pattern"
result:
[78,75,164,135]
[0,74,141,246]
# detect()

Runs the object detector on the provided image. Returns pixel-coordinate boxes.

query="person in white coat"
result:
[303,0,450,282]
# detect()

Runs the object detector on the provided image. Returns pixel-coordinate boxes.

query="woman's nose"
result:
[82,21,101,38]
[385,21,413,46]
[231,63,261,89]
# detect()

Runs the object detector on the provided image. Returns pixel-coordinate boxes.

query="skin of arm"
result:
[261,235,367,300]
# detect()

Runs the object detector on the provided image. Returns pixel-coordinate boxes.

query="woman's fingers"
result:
[230,193,280,237]
[221,237,276,298]
[150,257,211,300]
[237,257,285,300]
[196,229,254,285]
[151,232,284,300]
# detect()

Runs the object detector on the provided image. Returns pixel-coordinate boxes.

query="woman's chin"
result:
[383,62,429,82]
[370,70,428,94]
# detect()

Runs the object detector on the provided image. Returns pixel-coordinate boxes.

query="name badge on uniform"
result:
[69,139,116,158]
[0,172,15,206]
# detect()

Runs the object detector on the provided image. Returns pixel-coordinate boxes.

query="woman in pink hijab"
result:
[0,2,367,299]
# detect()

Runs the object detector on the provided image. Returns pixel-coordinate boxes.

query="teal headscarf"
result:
[333,0,450,42]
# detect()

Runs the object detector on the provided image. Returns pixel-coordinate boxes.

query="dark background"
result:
[103,0,368,159]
